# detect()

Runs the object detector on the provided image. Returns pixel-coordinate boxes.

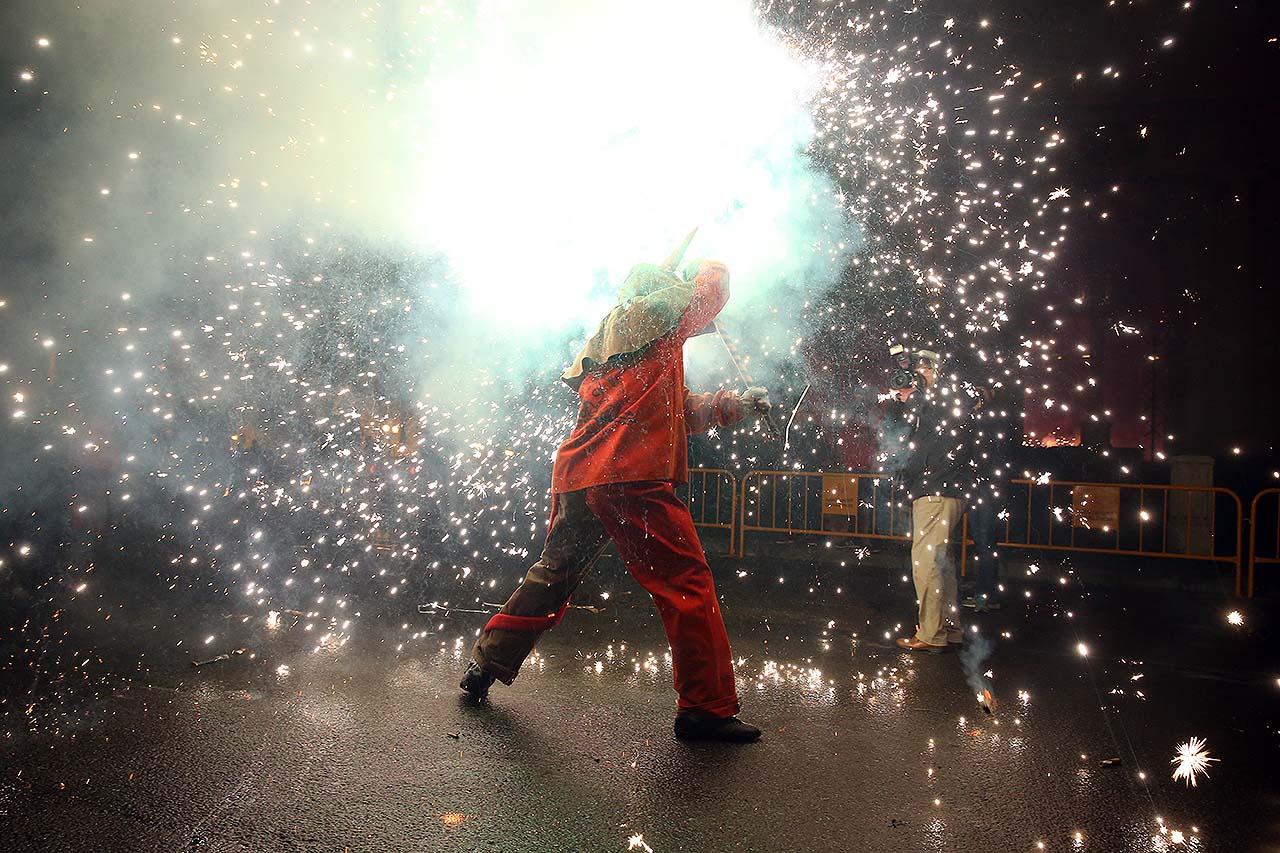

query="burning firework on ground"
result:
[1171,737,1218,788]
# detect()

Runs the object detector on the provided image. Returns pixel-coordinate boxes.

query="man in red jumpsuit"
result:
[459,238,769,743]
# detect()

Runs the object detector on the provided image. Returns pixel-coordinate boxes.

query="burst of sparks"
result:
[1170,737,1218,787]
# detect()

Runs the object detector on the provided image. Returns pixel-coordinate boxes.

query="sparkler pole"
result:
[712,321,781,438]
[715,322,753,388]
[783,382,811,454]
[418,603,495,616]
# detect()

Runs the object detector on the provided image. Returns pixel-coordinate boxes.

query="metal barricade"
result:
[1248,488,1280,598]
[985,479,1246,595]
[737,470,911,555]
[681,468,739,555]
[733,470,1248,596]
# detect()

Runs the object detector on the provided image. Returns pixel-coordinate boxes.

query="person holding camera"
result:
[886,348,979,653]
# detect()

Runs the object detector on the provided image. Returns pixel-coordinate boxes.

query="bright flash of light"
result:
[1170,736,1218,787]
[627,835,655,852]
[402,2,854,328]
[1226,610,1243,626]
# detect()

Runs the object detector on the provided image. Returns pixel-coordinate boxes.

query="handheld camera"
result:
[888,344,916,390]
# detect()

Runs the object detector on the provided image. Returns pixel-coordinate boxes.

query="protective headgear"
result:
[562,229,715,389]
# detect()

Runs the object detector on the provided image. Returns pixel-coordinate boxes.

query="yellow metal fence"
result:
[1248,488,1280,598]
[682,468,1257,596]
[736,470,911,555]
[981,479,1244,596]
[678,467,738,555]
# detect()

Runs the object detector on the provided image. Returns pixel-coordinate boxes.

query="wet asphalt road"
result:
[1,549,1277,853]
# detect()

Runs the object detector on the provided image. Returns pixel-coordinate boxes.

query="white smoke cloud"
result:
[396,0,854,329]
[25,0,849,320]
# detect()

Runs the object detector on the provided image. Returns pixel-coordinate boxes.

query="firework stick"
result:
[783,382,811,455]
[712,321,781,438]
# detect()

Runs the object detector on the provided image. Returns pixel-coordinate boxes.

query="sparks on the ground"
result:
[1171,737,1218,787]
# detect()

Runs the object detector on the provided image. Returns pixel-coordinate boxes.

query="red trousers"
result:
[472,481,740,717]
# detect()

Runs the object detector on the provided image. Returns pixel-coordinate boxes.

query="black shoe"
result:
[674,713,762,743]
[459,661,495,701]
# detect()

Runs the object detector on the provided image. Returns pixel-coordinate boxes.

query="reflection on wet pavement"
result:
[4,554,1275,852]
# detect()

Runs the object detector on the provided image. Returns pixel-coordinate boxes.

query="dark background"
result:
[989,0,1278,461]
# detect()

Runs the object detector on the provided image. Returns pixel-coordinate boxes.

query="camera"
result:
[888,345,942,390]
[888,344,916,390]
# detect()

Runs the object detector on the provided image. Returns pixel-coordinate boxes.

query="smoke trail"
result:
[959,631,995,705]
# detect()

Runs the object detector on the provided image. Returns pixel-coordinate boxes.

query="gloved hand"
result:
[741,386,772,416]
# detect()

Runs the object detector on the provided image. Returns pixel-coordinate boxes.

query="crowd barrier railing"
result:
[695,468,1252,596]
[1248,488,1280,598]
[680,467,740,555]
[979,479,1246,596]
[736,470,911,556]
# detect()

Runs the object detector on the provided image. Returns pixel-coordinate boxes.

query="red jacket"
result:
[551,264,745,494]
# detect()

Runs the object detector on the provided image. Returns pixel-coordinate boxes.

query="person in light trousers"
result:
[889,350,979,653]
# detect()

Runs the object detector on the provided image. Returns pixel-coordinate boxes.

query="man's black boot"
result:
[459,661,496,701]
[674,712,762,743]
